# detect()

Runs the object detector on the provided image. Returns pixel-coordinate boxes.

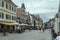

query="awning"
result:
[0,22,20,25]
[36,25,39,26]
[0,22,14,25]
[20,23,27,26]
[12,22,20,25]
[27,25,33,26]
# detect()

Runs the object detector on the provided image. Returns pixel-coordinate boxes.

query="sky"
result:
[12,0,60,22]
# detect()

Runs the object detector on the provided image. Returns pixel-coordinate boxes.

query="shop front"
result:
[0,22,20,33]
[20,23,27,32]
[26,25,34,30]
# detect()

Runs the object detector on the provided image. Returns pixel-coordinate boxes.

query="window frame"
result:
[6,14,11,20]
[2,1,4,7]
[12,7,13,11]
[9,5,11,10]
[12,16,16,21]
[6,3,8,9]
[14,7,16,12]
[0,12,4,19]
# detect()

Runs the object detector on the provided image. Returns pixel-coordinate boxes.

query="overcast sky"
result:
[12,0,60,22]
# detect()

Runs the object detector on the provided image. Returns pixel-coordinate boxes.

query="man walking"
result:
[3,28,6,36]
[51,28,57,40]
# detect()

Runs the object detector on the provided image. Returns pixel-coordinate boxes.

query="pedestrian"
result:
[39,27,41,31]
[55,31,60,40]
[42,27,44,32]
[3,29,6,36]
[16,26,20,33]
[52,32,57,40]
[51,28,57,40]
[39,27,43,32]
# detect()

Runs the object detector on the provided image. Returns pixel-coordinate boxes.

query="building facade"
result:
[17,3,30,29]
[17,3,43,29]
[54,14,60,33]
[0,0,18,32]
[28,14,43,29]
[44,18,55,30]
[54,2,60,33]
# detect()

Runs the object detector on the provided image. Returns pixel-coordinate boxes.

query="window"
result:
[2,1,4,7]
[9,5,11,10]
[6,14,11,20]
[2,13,4,18]
[12,7,13,11]
[12,16,16,21]
[0,12,2,18]
[12,7,16,12]
[59,23,60,30]
[0,12,4,19]
[16,19,19,23]
[6,3,8,9]
[14,8,16,12]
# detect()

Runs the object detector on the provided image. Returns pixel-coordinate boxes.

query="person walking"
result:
[3,28,6,36]
[52,32,57,40]
[51,28,57,40]
[55,31,60,40]
[16,26,20,33]
[39,27,41,31]
[42,27,45,32]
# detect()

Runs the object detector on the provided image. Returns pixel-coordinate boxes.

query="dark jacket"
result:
[53,33,57,38]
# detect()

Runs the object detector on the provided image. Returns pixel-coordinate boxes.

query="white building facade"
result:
[54,2,60,33]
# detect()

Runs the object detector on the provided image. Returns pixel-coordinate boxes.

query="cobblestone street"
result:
[0,30,52,40]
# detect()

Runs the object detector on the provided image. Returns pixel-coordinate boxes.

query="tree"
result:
[33,20,36,29]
